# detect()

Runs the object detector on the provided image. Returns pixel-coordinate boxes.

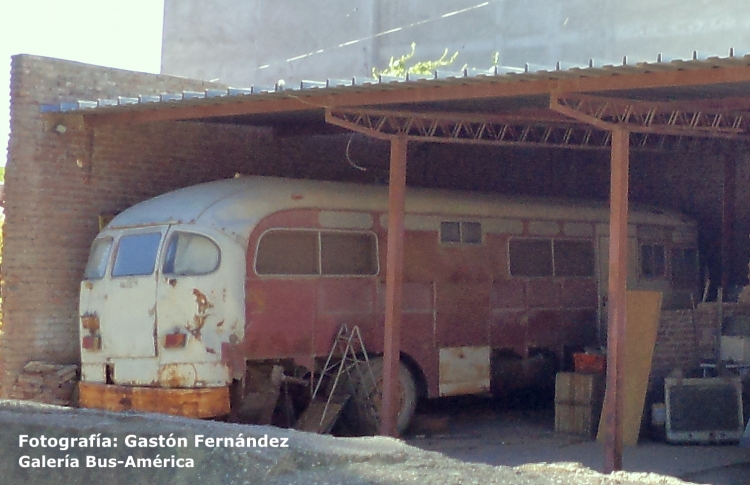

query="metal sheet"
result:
[438,346,490,396]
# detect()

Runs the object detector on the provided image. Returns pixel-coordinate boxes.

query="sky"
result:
[0,0,165,166]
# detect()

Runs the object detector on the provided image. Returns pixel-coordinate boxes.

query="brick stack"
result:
[15,361,78,406]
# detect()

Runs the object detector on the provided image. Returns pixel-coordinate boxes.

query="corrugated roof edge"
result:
[39,48,750,114]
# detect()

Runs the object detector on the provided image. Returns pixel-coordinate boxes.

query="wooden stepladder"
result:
[295,325,379,434]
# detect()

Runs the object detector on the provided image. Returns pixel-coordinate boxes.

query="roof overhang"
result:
[41,53,750,146]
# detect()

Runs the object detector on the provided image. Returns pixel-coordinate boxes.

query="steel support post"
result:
[604,127,629,473]
[380,135,407,437]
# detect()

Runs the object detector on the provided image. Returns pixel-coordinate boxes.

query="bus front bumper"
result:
[78,382,230,418]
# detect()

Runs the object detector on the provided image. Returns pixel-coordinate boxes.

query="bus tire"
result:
[342,357,417,436]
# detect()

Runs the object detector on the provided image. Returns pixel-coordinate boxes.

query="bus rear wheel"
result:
[341,357,417,436]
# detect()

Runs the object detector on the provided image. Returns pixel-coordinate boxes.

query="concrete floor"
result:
[405,396,750,485]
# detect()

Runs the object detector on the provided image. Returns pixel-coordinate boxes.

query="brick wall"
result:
[649,303,747,399]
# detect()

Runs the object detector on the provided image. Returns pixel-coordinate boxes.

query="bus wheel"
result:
[341,357,417,436]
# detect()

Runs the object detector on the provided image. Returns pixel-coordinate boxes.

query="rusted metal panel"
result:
[559,279,597,307]
[489,310,527,355]
[244,280,315,358]
[318,211,373,229]
[318,278,375,314]
[438,346,491,396]
[492,279,526,309]
[435,282,491,348]
[525,279,561,308]
[78,382,229,418]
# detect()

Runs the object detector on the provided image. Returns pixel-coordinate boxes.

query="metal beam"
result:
[380,135,407,437]
[551,94,750,140]
[604,127,630,473]
[326,108,615,149]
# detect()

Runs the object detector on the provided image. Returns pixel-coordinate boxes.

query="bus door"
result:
[155,228,230,387]
[89,227,167,385]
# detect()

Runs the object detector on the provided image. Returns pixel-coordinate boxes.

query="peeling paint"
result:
[193,288,214,314]
[187,288,214,339]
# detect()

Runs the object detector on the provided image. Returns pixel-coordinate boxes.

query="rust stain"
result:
[247,288,266,313]
[193,288,214,314]
[188,288,214,339]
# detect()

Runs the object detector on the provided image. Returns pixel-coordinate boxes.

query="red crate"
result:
[573,353,606,374]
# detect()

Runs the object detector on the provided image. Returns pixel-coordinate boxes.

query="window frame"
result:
[440,220,483,246]
[111,231,164,278]
[508,237,595,279]
[640,243,667,279]
[83,236,114,280]
[162,231,222,277]
[254,228,380,278]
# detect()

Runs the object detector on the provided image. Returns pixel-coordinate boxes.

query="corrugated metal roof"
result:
[39,50,750,118]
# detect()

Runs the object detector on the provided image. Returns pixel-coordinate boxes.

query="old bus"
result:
[78,176,699,432]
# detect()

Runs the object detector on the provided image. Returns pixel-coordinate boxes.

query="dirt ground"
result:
[404,395,750,485]
[0,399,725,485]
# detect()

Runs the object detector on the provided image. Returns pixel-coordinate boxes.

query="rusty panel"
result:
[489,309,527,354]
[559,279,598,307]
[526,279,561,307]
[314,278,377,356]
[400,314,440,397]
[438,346,490,396]
[244,280,315,358]
[525,309,597,351]
[318,278,375,314]
[403,231,441,282]
[491,279,526,309]
[435,282,490,348]
[78,382,229,418]
[377,281,434,314]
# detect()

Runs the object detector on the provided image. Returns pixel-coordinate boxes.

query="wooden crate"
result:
[554,372,605,437]
[555,402,601,437]
[555,372,604,405]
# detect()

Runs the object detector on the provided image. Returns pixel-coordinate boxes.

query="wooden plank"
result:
[598,291,662,446]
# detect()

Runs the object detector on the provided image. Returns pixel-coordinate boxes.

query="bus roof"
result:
[106,176,694,241]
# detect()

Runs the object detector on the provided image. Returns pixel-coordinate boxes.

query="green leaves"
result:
[372,42,462,78]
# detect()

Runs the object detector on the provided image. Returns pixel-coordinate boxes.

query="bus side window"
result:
[554,240,594,277]
[84,237,113,280]
[256,230,318,276]
[509,239,552,276]
[671,247,698,286]
[163,232,220,276]
[641,244,666,278]
[321,232,378,275]
[440,221,482,244]
[111,232,162,277]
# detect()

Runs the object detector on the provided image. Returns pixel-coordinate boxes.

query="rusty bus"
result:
[78,176,699,432]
